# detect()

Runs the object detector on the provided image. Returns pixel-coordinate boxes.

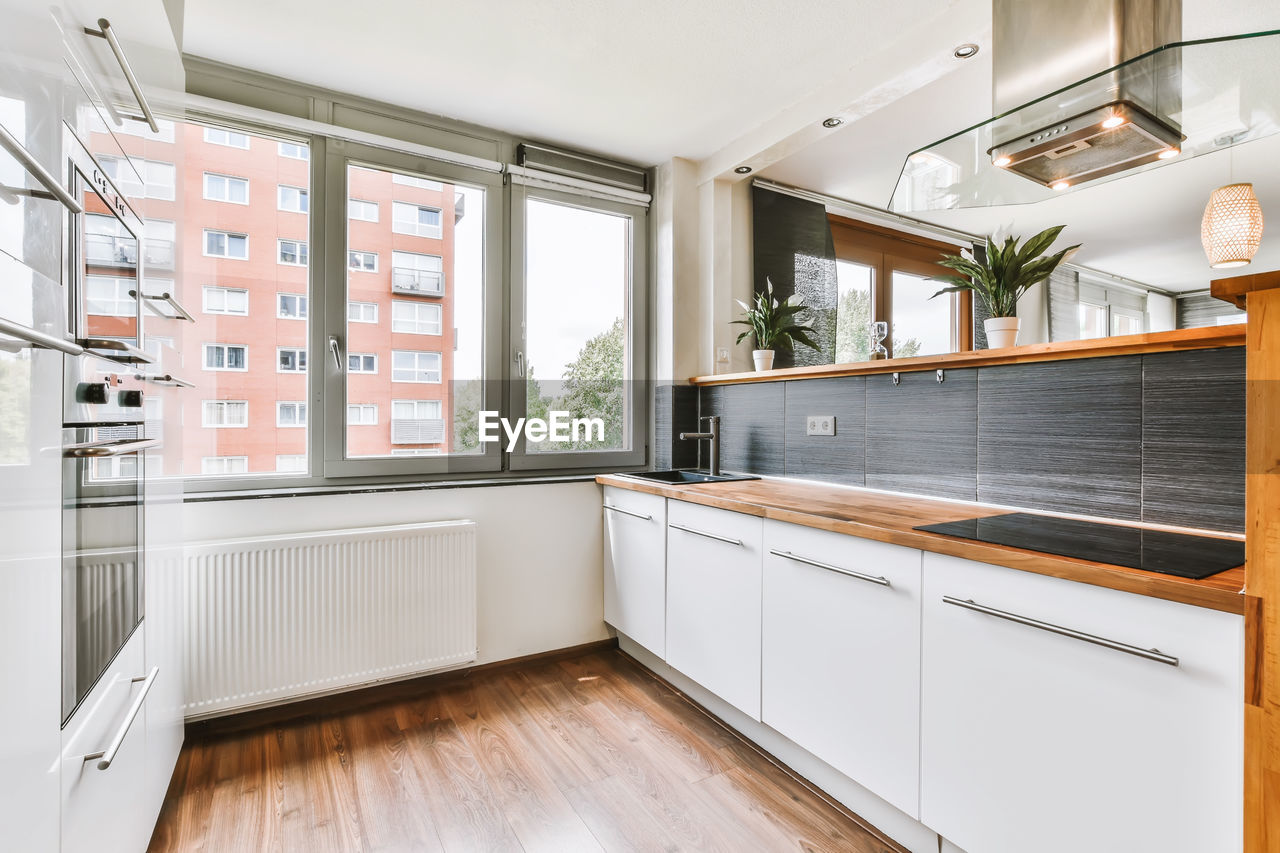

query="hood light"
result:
[1050,180,1071,191]
[822,117,843,128]
[953,43,980,59]
[1157,147,1180,160]
[993,155,1013,168]
[1101,115,1128,129]
[1202,182,1264,269]
[734,165,752,174]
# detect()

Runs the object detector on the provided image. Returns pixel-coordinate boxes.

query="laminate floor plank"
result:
[149,647,906,853]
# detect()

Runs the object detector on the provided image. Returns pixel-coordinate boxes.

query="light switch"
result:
[806,415,836,436]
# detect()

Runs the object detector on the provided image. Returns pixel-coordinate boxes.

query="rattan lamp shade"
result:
[1201,182,1264,269]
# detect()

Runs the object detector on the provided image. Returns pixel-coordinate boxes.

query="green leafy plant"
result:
[931,225,1079,318]
[731,278,819,352]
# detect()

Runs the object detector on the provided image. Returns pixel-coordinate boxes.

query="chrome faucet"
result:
[680,416,721,476]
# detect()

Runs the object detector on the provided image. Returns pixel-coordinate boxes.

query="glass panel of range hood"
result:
[890,30,1280,212]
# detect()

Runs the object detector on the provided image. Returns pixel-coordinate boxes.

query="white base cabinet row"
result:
[601,486,1244,853]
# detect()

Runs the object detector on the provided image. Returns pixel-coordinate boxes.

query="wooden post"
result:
[1211,270,1280,852]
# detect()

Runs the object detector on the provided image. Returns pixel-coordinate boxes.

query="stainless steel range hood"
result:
[988,0,1183,189]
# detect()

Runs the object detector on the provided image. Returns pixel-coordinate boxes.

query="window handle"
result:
[514,350,525,378]
[329,336,343,372]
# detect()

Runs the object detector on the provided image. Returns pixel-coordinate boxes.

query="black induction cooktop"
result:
[914,513,1244,580]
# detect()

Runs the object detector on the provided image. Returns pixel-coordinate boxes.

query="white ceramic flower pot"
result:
[752,349,775,371]
[984,317,1021,349]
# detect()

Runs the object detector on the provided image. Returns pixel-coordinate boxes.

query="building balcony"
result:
[85,234,137,268]
[391,267,445,297]
[390,418,445,444]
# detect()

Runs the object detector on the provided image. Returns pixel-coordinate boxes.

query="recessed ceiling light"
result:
[954,43,980,59]
[822,117,843,128]
[1050,180,1071,191]
[734,165,753,174]
[993,155,1013,168]
[1157,147,1180,160]
[1101,115,1127,129]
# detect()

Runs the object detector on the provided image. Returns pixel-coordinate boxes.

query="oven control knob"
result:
[118,389,145,409]
[77,382,111,405]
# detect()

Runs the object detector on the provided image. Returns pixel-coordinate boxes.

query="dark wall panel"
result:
[866,369,978,500]
[783,377,867,486]
[700,383,786,476]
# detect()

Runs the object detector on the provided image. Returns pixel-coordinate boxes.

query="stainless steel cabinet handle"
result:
[84,19,160,133]
[604,504,652,521]
[64,437,161,458]
[140,373,193,388]
[769,549,890,587]
[132,290,194,322]
[0,124,84,213]
[669,522,742,547]
[942,596,1179,667]
[329,336,343,371]
[83,667,158,770]
[0,316,84,355]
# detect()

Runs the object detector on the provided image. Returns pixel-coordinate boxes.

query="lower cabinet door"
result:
[61,630,152,853]
[602,486,667,656]
[761,520,923,817]
[665,500,764,720]
[920,553,1243,853]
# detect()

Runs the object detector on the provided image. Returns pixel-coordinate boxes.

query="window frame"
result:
[205,127,251,149]
[347,300,379,323]
[276,401,307,427]
[276,346,308,373]
[277,238,309,267]
[348,250,379,272]
[391,201,444,238]
[203,343,248,372]
[203,171,250,204]
[278,184,309,213]
[347,352,378,374]
[348,198,379,222]
[203,285,250,316]
[277,292,308,319]
[201,456,249,475]
[201,400,249,428]
[204,229,249,260]
[391,300,443,335]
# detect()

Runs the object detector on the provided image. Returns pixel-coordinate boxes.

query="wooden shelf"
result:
[690,324,1246,386]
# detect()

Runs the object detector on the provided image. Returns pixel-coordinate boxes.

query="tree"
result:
[834,288,922,361]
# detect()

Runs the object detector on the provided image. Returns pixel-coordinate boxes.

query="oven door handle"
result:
[63,438,160,458]
[83,667,158,770]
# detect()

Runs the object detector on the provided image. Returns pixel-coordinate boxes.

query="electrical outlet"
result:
[715,347,730,364]
[806,415,836,436]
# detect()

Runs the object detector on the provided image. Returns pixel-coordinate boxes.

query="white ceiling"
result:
[182,0,963,166]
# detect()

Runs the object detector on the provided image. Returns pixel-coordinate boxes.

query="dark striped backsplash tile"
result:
[699,383,786,476]
[866,368,978,500]
[783,377,867,486]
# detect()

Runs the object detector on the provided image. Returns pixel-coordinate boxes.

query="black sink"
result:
[618,470,759,485]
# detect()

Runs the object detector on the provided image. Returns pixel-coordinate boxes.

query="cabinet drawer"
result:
[762,521,923,817]
[602,487,667,656]
[666,501,763,719]
[921,553,1243,853]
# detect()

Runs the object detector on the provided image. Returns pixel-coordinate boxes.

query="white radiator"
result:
[183,521,477,718]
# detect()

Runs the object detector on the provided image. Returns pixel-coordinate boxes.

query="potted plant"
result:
[732,278,818,371]
[931,225,1079,349]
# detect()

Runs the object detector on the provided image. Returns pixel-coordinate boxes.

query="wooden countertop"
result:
[691,324,1245,386]
[597,474,1247,615]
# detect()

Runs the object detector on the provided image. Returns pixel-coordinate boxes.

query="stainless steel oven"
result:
[61,124,156,724]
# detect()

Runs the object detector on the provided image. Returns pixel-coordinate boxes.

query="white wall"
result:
[1147,292,1177,332]
[183,481,609,666]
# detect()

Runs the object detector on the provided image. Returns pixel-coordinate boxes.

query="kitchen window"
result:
[277,402,307,427]
[349,199,379,222]
[391,350,441,383]
[278,239,308,266]
[201,456,249,475]
[348,251,378,272]
[203,344,248,371]
[347,404,378,425]
[205,230,249,259]
[204,172,249,204]
[277,348,307,373]
[278,185,309,213]
[277,293,308,319]
[85,276,135,316]
[392,201,443,238]
[391,301,442,335]
[347,301,379,323]
[202,400,249,427]
[203,286,249,315]
[348,353,378,373]
[205,127,250,148]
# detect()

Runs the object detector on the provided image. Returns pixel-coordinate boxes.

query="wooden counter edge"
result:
[596,475,1246,616]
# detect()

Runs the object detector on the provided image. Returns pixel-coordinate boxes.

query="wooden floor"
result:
[148,645,902,853]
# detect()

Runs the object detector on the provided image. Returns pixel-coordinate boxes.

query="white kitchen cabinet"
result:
[920,552,1243,853]
[602,486,668,656]
[761,520,923,818]
[665,500,764,720]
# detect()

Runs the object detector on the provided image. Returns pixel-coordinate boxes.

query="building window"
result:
[392,173,443,190]
[390,250,444,296]
[348,199,379,222]
[392,301,442,335]
[348,353,378,373]
[277,347,307,373]
[348,251,378,272]
[278,185,309,213]
[203,286,249,316]
[144,220,176,269]
[390,399,444,445]
[392,399,442,419]
[392,201,443,238]
[204,230,248,259]
[348,301,379,323]
[90,456,138,480]
[203,343,248,371]
[347,404,378,425]
[204,127,250,149]
[277,401,306,427]
[85,276,135,316]
[202,400,248,427]
[278,141,308,160]
[203,172,249,204]
[275,454,307,472]
[391,350,441,383]
[277,293,308,319]
[278,239,308,266]
[201,456,249,475]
